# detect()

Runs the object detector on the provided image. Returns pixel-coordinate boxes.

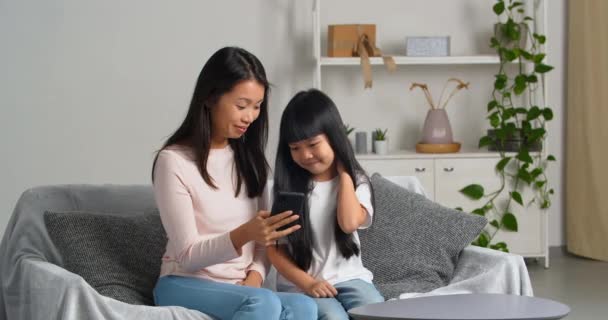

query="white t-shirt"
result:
[275,176,375,293]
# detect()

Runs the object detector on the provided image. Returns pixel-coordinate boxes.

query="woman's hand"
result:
[305,280,338,298]
[249,210,301,246]
[231,210,301,249]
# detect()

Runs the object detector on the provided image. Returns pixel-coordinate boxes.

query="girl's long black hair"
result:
[152,47,270,198]
[274,88,373,271]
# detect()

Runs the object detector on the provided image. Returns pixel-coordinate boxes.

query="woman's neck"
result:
[210,136,229,149]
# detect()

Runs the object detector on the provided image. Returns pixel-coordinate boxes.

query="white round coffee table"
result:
[348,293,570,320]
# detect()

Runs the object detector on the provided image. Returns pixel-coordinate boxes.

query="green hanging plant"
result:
[460,0,556,252]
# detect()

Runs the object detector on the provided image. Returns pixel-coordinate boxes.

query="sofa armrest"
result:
[2,259,212,320]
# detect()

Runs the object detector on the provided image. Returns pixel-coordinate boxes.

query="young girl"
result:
[268,89,384,320]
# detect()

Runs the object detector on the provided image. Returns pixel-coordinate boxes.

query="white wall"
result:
[0,0,566,246]
[546,0,567,247]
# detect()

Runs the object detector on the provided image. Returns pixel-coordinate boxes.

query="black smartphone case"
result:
[271,191,305,231]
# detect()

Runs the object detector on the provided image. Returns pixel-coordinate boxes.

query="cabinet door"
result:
[358,159,435,200]
[434,158,544,256]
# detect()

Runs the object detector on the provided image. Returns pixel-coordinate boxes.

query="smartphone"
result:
[271,191,305,231]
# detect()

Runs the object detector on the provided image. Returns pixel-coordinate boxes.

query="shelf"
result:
[320,55,501,66]
[355,148,540,160]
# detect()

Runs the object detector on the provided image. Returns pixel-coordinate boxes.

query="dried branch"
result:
[409,82,436,109]
[438,78,470,109]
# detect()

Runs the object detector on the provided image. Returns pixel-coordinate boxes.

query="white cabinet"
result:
[358,151,548,266]
[434,158,545,257]
[358,158,434,200]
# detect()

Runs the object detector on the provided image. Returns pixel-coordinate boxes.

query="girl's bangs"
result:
[282,112,324,144]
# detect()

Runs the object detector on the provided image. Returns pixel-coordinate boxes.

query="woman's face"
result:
[288,134,336,181]
[210,79,265,148]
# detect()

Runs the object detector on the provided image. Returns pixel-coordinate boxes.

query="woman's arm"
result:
[154,151,241,272]
[336,164,369,234]
[267,245,337,298]
[155,150,301,273]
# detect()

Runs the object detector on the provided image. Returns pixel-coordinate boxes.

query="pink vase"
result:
[421,109,453,144]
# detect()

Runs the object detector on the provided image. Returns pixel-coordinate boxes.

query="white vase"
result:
[374,140,388,155]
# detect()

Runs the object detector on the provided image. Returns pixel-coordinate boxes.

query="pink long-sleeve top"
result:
[152,145,269,283]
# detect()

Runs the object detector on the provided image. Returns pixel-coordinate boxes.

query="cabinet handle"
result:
[415,167,426,173]
[443,167,454,172]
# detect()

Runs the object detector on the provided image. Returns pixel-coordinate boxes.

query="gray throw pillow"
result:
[359,173,487,299]
[44,210,167,305]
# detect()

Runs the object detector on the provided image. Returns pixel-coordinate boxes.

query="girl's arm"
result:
[267,245,337,298]
[267,245,316,290]
[336,164,369,234]
[237,270,264,287]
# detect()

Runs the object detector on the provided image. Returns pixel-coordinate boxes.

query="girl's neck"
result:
[311,163,338,182]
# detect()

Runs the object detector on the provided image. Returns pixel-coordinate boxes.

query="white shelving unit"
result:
[319,55,501,66]
[311,0,550,267]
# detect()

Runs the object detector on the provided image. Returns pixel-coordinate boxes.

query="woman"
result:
[152,47,317,320]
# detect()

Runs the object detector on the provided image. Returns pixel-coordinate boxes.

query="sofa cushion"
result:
[359,173,487,299]
[44,210,167,305]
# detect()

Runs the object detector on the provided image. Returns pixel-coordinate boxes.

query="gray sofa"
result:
[0,179,533,320]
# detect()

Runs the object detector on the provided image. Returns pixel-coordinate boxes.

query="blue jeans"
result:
[313,279,384,320]
[154,275,317,320]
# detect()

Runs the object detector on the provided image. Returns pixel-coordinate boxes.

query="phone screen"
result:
[271,191,305,231]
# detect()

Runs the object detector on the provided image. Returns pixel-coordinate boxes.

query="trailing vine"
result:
[459,0,556,252]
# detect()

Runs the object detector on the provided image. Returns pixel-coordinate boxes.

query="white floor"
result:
[527,247,608,320]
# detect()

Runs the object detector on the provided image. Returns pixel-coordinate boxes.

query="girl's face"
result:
[210,80,265,148]
[288,134,336,181]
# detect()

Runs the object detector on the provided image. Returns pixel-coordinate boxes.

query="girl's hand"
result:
[336,161,347,176]
[235,210,301,247]
[305,280,338,298]
[237,271,263,288]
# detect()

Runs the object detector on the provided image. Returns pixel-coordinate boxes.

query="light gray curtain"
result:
[566,0,608,261]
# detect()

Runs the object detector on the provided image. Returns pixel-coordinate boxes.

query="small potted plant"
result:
[372,128,388,155]
[344,123,356,136]
[344,123,356,149]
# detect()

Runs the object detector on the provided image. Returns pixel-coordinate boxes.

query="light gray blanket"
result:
[0,185,213,320]
[398,245,533,299]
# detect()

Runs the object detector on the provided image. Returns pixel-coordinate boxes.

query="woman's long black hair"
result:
[152,47,270,198]
[274,88,373,271]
